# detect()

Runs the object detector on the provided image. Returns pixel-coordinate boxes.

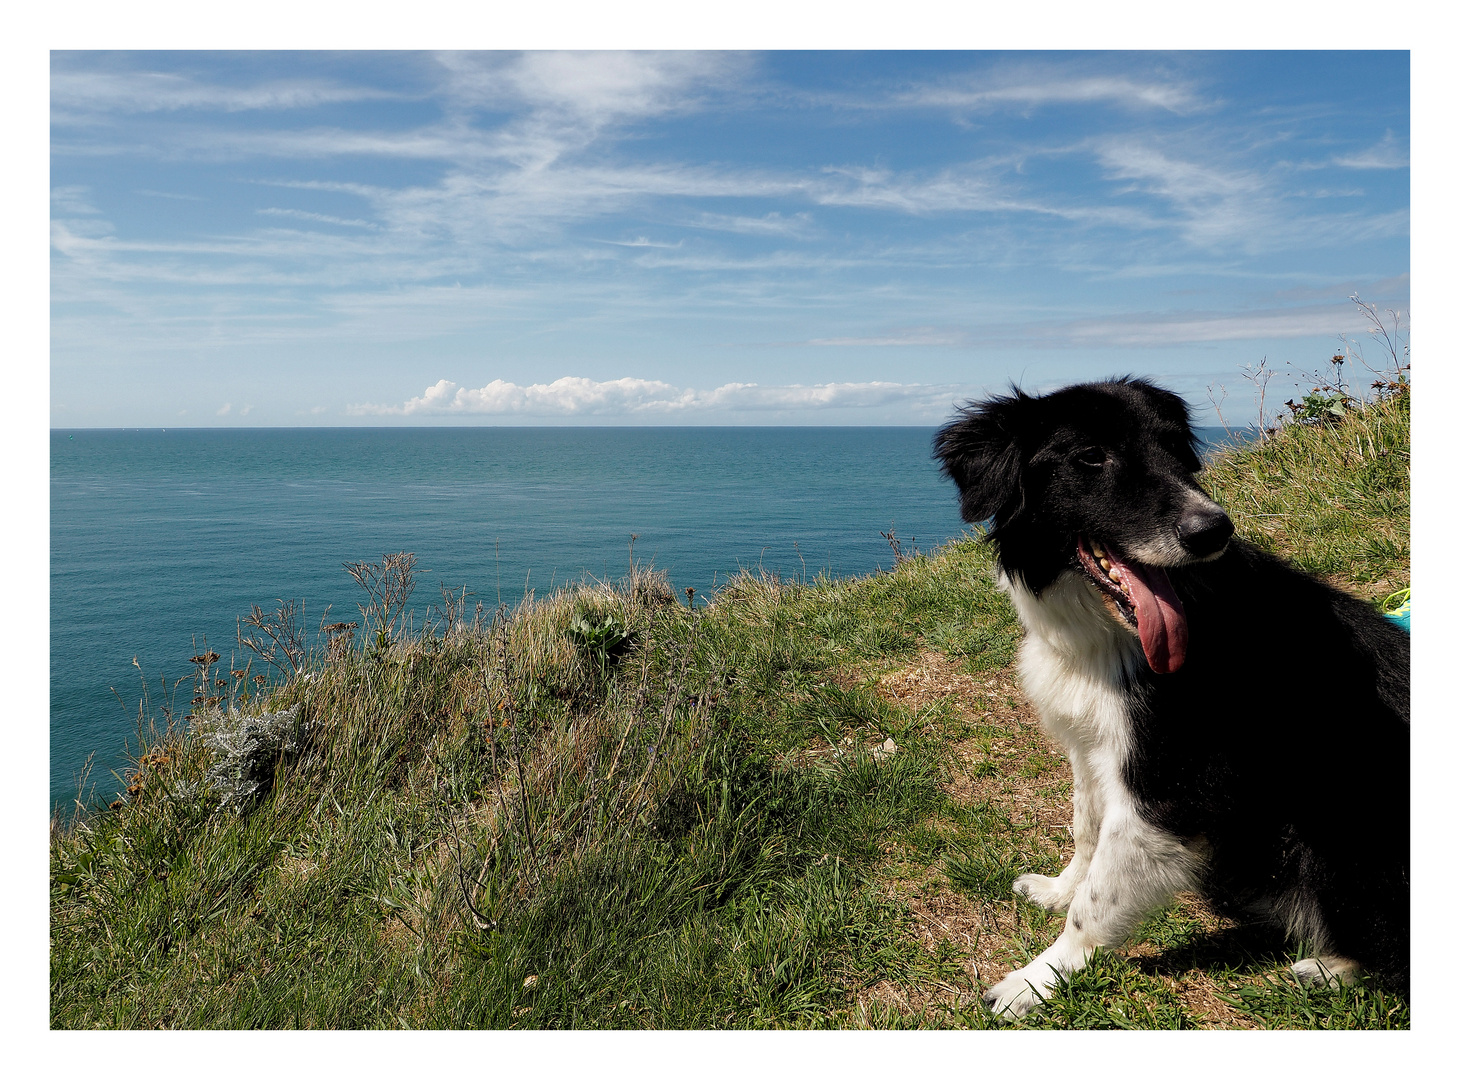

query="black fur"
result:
[934,377,1410,990]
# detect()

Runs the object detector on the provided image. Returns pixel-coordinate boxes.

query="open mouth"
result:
[1074,536,1189,675]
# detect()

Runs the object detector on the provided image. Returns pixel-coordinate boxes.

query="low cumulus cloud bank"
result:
[348,376,965,417]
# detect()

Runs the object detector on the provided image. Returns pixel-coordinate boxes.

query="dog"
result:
[933,377,1409,1019]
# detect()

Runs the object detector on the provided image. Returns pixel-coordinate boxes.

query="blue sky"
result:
[50,50,1410,427]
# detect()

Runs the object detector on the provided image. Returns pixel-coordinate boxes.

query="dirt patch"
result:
[277,854,320,883]
[874,650,1073,836]
[1160,971,1260,1029]
[380,909,421,954]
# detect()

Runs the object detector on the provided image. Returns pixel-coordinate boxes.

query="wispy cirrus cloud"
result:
[781,300,1404,352]
[257,207,381,229]
[1331,131,1409,170]
[593,236,683,249]
[1020,303,1397,349]
[135,188,206,201]
[683,211,816,237]
[49,52,1409,429]
[900,74,1206,115]
[348,376,968,418]
[1092,139,1269,246]
[50,66,400,116]
[436,51,749,127]
[47,54,1360,261]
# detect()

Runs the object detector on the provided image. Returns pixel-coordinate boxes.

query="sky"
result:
[51,50,1409,426]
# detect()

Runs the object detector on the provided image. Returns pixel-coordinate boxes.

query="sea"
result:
[49,425,1248,811]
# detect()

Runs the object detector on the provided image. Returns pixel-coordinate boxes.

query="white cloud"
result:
[1094,139,1266,243]
[51,186,100,215]
[811,165,1011,216]
[903,75,1204,115]
[594,236,683,249]
[216,402,231,415]
[50,65,398,115]
[348,376,967,418]
[257,207,380,229]
[135,189,206,201]
[1024,304,1383,349]
[1084,138,1362,252]
[1332,132,1409,170]
[435,51,747,127]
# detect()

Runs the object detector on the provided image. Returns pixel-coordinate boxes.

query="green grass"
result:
[51,387,1410,1030]
[1202,387,1409,602]
[52,541,1006,1029]
[943,803,1063,902]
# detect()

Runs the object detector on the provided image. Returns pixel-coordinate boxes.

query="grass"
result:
[50,387,1410,1030]
[1201,386,1409,604]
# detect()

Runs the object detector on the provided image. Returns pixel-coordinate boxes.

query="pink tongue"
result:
[1110,554,1188,674]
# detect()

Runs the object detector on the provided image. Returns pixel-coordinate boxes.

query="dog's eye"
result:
[1073,447,1108,469]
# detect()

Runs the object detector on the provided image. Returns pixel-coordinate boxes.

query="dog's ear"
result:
[934,392,1027,526]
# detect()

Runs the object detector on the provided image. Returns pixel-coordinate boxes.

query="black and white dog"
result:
[934,377,1409,1018]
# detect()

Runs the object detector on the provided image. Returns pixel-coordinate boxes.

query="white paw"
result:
[1292,956,1362,987]
[982,966,1053,1020]
[1012,872,1073,912]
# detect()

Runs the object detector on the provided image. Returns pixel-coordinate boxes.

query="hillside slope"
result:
[51,390,1410,1030]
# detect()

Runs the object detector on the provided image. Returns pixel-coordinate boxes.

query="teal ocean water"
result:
[50,425,1246,810]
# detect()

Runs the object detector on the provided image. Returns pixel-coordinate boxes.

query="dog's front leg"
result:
[1013,747,1099,912]
[985,807,1198,1020]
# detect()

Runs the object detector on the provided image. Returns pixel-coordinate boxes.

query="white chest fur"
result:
[1000,569,1145,767]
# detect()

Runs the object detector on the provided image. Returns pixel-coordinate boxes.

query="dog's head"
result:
[934,377,1233,674]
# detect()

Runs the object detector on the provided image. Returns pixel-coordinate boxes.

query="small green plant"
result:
[1281,349,1361,426]
[1285,384,1353,425]
[567,610,630,681]
[1280,295,1410,428]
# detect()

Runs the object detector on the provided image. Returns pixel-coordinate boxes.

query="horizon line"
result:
[51,421,1255,432]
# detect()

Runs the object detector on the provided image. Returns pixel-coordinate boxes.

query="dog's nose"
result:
[1177,507,1233,558]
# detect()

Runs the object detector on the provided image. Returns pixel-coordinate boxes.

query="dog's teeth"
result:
[1099,558,1111,571]
[1107,566,1121,582]
[1092,543,1105,558]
